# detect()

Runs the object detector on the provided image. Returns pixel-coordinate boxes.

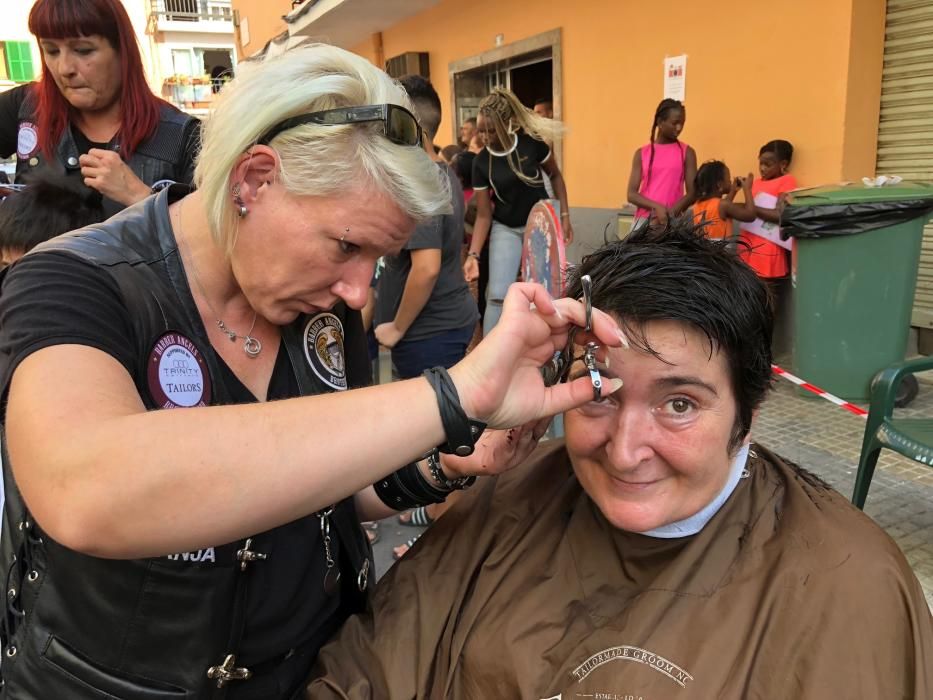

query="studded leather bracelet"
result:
[373,460,451,511]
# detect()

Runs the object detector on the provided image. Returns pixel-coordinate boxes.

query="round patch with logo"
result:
[147,332,212,408]
[150,178,177,193]
[17,122,38,160]
[303,313,347,391]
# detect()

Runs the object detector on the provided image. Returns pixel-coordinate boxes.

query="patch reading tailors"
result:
[147,332,212,408]
[303,313,347,390]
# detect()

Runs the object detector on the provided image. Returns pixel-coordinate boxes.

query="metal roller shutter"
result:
[878,0,933,327]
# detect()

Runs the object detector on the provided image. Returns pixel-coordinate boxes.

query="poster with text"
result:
[664,54,687,102]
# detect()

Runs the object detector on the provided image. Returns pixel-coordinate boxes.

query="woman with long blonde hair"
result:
[463,87,573,335]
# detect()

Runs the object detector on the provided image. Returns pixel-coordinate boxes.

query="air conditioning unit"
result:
[385,52,429,79]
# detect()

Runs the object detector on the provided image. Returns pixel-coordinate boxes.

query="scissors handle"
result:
[581,274,593,333]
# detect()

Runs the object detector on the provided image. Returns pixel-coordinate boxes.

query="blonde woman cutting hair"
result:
[0,45,622,699]
[463,87,573,335]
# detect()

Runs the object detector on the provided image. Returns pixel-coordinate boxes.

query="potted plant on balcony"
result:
[192,74,213,106]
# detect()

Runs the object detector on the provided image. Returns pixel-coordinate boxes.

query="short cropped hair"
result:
[0,175,104,253]
[760,139,794,165]
[566,219,773,450]
[195,44,451,253]
[398,74,442,140]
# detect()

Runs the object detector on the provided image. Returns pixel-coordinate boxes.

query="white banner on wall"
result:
[663,54,687,102]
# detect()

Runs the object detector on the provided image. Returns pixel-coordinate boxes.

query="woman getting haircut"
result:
[309,221,933,699]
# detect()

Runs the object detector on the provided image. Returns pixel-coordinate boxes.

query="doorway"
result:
[449,29,562,159]
[202,49,234,92]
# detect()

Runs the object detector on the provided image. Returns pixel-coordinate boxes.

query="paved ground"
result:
[372,361,933,611]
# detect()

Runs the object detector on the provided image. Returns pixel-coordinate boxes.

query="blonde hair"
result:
[195,44,451,252]
[479,87,565,187]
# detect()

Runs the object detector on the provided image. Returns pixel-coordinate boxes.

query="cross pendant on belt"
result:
[206,654,252,687]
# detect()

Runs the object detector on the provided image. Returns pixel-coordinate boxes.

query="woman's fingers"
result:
[531,416,552,441]
[501,283,560,321]
[551,298,628,349]
[502,284,625,349]
[541,373,623,417]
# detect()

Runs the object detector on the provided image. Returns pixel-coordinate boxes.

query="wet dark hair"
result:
[399,74,442,139]
[759,139,794,165]
[695,160,728,200]
[452,150,475,189]
[0,175,104,254]
[566,218,773,451]
[644,98,686,190]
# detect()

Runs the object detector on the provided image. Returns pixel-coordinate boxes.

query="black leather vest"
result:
[0,187,373,700]
[15,91,196,218]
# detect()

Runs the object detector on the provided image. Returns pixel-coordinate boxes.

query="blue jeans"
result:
[391,324,475,380]
[483,220,524,336]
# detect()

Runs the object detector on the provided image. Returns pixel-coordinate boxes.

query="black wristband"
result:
[373,461,451,511]
[423,367,485,456]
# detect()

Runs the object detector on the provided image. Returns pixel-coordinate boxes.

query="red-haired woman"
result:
[0,0,200,219]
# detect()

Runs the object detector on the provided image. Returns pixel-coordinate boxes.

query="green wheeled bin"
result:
[781,182,933,402]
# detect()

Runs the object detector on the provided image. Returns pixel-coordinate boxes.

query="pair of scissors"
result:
[540,274,603,402]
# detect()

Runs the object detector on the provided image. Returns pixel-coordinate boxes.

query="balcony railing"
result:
[149,0,232,25]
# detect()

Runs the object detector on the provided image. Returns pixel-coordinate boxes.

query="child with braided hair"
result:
[463,87,572,336]
[626,98,697,231]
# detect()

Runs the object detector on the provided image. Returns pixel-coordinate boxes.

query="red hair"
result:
[28,0,163,160]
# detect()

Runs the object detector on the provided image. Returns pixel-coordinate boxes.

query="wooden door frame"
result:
[448,28,563,167]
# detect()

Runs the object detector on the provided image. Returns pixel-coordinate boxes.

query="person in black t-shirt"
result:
[0,44,625,700]
[374,75,478,380]
[0,0,200,219]
[463,87,574,336]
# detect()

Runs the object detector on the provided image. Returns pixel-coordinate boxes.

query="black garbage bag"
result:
[781,198,933,239]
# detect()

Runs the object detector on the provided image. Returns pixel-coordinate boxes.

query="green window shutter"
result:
[5,42,36,83]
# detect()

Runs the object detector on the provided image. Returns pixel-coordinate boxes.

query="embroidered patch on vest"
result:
[150,178,176,193]
[16,122,38,159]
[303,313,347,391]
[147,332,213,408]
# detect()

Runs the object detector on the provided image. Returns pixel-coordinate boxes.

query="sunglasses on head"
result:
[257,104,423,147]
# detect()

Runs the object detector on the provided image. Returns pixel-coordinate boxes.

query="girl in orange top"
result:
[692,160,756,240]
[739,140,797,278]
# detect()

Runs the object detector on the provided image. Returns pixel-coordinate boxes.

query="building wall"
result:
[0,1,44,92]
[155,32,236,79]
[348,0,885,210]
[122,0,163,95]
[841,0,887,178]
[232,0,293,57]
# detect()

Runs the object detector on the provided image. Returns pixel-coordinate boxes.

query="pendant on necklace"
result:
[244,336,262,358]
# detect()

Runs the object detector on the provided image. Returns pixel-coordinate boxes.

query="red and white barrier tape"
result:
[771,364,868,418]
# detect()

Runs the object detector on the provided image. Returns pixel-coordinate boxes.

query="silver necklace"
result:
[175,200,262,358]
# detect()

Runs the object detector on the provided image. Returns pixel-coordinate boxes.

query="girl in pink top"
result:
[627,99,697,230]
